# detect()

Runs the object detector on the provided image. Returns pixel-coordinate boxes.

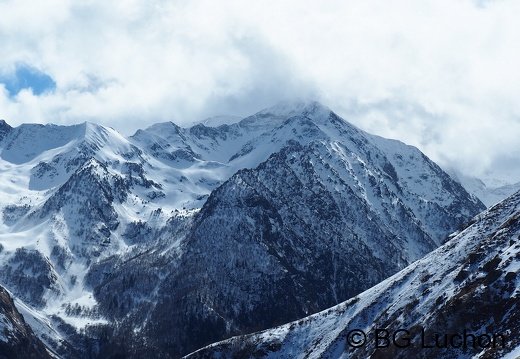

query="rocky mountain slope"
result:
[0,101,485,358]
[0,285,54,359]
[187,188,520,359]
[81,103,483,357]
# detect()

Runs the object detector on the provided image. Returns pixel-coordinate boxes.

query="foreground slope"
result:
[188,189,520,359]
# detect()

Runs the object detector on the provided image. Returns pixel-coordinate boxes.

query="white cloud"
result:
[0,0,519,181]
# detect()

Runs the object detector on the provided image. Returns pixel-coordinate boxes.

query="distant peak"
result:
[256,100,332,118]
[82,121,109,133]
[196,115,242,127]
[143,121,182,132]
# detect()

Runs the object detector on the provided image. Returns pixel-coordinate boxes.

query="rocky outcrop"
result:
[0,286,53,359]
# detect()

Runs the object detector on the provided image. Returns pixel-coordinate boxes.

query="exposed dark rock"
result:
[0,285,53,359]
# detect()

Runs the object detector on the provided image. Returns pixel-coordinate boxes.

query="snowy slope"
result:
[0,121,183,356]
[447,168,520,207]
[187,189,520,359]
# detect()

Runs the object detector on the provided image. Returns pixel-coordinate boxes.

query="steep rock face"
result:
[88,108,484,358]
[188,189,520,359]
[0,286,53,359]
[37,159,126,256]
[0,120,12,142]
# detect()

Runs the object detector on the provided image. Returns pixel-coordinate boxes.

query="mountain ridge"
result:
[0,101,488,358]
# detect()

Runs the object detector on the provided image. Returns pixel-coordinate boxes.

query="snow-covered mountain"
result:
[446,169,520,208]
[81,103,482,358]
[0,101,485,358]
[187,188,520,359]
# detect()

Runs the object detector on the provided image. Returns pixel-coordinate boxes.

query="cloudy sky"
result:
[0,0,519,182]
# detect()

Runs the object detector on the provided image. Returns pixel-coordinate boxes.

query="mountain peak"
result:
[235,100,344,135]
[195,115,242,127]
[0,122,85,164]
[255,100,332,119]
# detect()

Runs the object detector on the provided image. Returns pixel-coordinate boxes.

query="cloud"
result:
[0,0,519,181]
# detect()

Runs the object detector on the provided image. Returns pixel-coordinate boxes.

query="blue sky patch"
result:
[0,64,56,97]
